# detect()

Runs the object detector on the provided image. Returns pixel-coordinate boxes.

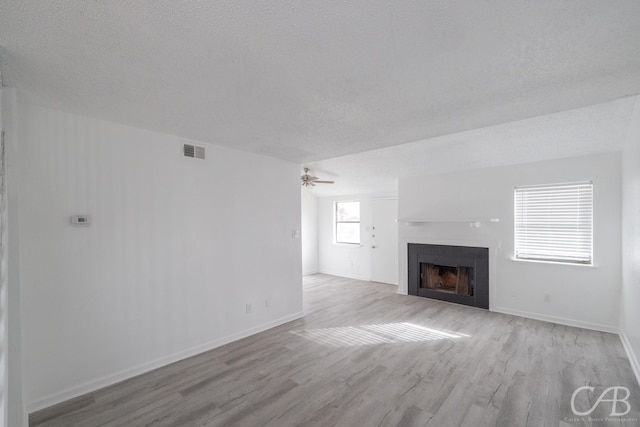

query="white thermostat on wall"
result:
[71,215,91,226]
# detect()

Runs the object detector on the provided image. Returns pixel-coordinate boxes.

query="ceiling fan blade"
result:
[301,168,335,186]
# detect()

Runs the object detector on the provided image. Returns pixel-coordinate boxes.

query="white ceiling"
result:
[304,96,637,197]
[1,1,640,165]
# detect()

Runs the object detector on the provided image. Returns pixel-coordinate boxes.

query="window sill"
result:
[333,242,363,247]
[509,257,596,268]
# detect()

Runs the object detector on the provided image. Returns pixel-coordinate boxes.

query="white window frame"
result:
[514,181,593,265]
[335,201,361,245]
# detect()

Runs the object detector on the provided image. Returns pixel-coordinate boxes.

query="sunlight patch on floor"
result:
[290,322,470,347]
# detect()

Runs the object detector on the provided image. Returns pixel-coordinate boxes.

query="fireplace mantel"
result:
[398,218,501,227]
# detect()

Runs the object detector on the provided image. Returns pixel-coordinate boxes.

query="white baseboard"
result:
[491,306,618,334]
[26,311,305,414]
[317,269,370,281]
[620,333,640,387]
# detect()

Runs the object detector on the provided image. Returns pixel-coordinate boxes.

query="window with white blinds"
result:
[514,181,593,264]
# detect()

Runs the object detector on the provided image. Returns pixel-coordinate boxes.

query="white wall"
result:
[17,100,303,412]
[301,191,318,275]
[621,96,640,384]
[399,153,621,332]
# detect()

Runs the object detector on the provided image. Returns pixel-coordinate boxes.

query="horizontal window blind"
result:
[514,181,593,264]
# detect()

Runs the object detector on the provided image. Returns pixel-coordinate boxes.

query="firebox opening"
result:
[420,263,474,297]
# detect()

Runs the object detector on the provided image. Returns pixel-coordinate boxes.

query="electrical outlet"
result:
[544,294,551,303]
[245,303,252,314]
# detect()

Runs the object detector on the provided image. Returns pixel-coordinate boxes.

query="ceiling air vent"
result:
[183,143,205,159]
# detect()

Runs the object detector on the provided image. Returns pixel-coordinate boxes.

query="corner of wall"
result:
[620,332,640,388]
[301,191,319,275]
[1,87,27,426]
[621,95,640,388]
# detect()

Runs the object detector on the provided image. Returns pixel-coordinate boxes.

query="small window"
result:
[514,181,593,264]
[335,201,360,244]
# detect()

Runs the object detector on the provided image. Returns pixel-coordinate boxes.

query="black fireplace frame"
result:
[408,243,489,309]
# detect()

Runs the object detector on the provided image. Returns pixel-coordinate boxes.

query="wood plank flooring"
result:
[31,274,640,426]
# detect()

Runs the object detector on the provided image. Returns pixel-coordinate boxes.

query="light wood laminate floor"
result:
[31,274,640,426]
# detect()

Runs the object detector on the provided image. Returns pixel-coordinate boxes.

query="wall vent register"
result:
[183,143,205,159]
[71,215,91,226]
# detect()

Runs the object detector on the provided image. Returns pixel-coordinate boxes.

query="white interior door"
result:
[370,198,399,285]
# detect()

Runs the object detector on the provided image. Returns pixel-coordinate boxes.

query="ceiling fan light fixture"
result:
[301,167,334,187]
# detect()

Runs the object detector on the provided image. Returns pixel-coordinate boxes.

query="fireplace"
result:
[408,244,489,309]
[420,263,473,296]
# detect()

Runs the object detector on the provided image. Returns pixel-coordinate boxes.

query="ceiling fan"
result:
[301,168,334,187]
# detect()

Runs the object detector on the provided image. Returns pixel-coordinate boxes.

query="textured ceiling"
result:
[1,1,640,163]
[305,96,637,197]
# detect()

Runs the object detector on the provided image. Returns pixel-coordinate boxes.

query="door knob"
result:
[371,246,376,249]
